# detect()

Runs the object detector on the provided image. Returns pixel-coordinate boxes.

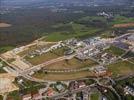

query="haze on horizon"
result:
[1,0,134,6]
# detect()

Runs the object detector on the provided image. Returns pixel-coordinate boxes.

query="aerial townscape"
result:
[0,0,134,100]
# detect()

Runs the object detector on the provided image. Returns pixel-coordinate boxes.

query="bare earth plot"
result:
[0,73,18,94]
[1,51,16,60]
[11,59,30,70]
[0,23,11,28]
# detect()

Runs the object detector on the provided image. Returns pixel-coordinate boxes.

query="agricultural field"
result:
[107,60,134,77]
[45,15,134,42]
[111,16,134,29]
[112,15,134,25]
[104,45,126,56]
[113,23,134,28]
[46,58,98,70]
[33,70,94,81]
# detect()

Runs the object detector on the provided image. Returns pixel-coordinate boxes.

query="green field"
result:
[79,16,107,22]
[45,22,100,42]
[33,70,94,81]
[25,51,59,65]
[90,91,100,100]
[112,15,134,25]
[45,15,134,42]
[101,30,115,38]
[105,45,125,56]
[51,46,69,56]
[25,46,69,65]
[107,60,134,77]
[0,46,14,54]
[46,58,98,70]
[7,90,21,100]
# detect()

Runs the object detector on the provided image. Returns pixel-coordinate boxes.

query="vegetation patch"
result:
[114,77,134,100]
[25,46,69,65]
[33,70,94,81]
[112,16,134,25]
[45,22,100,42]
[122,51,134,58]
[105,45,125,56]
[101,30,115,38]
[46,58,98,70]
[0,46,14,54]
[7,90,21,100]
[0,60,7,73]
[107,60,134,77]
[90,91,100,100]
[103,88,119,100]
[25,51,59,65]
[0,95,3,100]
